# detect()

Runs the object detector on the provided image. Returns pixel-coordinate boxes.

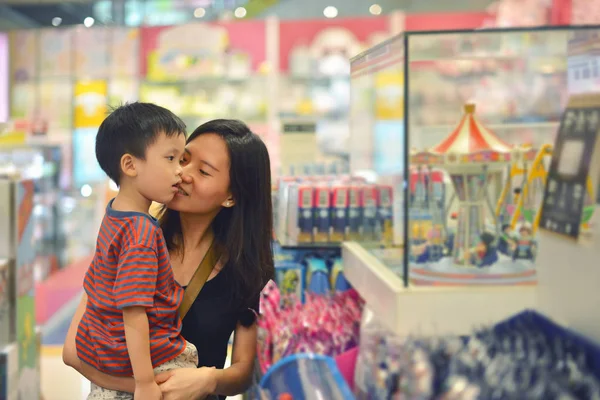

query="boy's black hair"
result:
[95,102,186,185]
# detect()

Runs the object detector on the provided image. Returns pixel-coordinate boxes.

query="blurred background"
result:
[2,0,600,399]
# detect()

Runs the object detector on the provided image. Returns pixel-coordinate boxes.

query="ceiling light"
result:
[369,4,382,15]
[51,17,62,27]
[83,17,95,28]
[80,184,92,198]
[234,7,247,18]
[323,6,338,19]
[193,7,206,18]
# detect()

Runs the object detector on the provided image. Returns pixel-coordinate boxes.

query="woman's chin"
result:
[165,194,188,211]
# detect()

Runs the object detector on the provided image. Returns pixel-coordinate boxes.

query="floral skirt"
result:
[87,341,215,400]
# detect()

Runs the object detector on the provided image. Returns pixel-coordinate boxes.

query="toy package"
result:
[330,183,349,243]
[361,184,378,241]
[313,186,331,243]
[272,162,395,246]
[257,283,364,374]
[296,185,314,244]
[347,185,362,241]
[354,311,600,399]
[275,262,306,308]
[377,185,394,245]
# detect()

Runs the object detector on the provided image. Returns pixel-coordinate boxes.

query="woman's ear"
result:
[120,154,137,178]
[222,197,235,208]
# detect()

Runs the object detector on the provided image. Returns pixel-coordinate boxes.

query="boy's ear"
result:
[120,154,137,178]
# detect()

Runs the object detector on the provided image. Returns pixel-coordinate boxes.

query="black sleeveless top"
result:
[180,264,260,400]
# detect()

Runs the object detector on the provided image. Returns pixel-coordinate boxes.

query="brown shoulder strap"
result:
[178,241,220,320]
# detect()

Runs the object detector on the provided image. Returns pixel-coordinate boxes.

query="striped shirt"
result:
[76,200,186,376]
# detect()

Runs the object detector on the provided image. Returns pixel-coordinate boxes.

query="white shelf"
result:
[343,242,537,336]
[536,229,600,343]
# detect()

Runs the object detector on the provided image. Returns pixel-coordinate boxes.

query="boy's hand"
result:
[134,381,162,400]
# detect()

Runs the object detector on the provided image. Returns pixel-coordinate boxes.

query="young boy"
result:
[76,103,196,400]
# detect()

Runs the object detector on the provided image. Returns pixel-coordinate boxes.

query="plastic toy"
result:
[330,258,352,292]
[275,262,306,308]
[512,224,537,262]
[305,257,330,296]
[257,285,363,373]
[354,310,600,399]
[260,354,355,400]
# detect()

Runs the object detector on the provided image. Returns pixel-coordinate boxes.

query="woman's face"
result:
[168,133,233,214]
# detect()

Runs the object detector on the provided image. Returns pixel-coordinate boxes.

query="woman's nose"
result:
[180,166,193,184]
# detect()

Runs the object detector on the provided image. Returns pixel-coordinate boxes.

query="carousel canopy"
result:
[431,103,513,155]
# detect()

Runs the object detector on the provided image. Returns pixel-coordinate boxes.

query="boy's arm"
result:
[123,307,154,384]
[114,244,160,388]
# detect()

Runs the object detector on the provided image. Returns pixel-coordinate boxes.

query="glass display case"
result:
[346,26,599,291]
[0,145,68,282]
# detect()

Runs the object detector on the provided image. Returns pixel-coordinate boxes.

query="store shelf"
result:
[343,242,537,336]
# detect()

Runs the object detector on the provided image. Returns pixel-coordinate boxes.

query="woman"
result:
[63,119,274,400]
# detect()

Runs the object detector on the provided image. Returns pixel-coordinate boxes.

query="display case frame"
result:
[345,25,600,335]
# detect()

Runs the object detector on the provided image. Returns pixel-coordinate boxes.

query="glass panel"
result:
[349,27,600,287]
[406,29,575,286]
[349,35,406,278]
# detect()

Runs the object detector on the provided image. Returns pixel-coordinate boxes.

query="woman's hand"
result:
[134,381,162,400]
[156,367,218,400]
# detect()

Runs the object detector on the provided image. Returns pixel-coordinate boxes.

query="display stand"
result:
[343,242,536,335]
[343,26,600,340]
[536,228,600,342]
[0,177,40,400]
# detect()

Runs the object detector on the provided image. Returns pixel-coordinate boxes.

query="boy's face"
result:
[134,132,186,204]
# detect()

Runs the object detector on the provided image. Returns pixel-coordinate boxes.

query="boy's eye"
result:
[166,156,175,161]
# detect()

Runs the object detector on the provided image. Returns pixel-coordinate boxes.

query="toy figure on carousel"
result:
[469,232,499,268]
[497,224,517,256]
[512,224,537,262]
[412,225,449,264]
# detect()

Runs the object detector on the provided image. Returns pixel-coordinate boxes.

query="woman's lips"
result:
[176,186,189,196]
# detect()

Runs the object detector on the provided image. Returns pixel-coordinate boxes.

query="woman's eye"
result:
[200,169,210,176]
[180,158,188,165]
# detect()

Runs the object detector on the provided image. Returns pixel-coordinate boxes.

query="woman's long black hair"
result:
[159,119,274,307]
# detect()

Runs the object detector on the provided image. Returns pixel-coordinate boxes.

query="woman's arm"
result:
[213,321,258,396]
[62,293,136,393]
[156,321,258,399]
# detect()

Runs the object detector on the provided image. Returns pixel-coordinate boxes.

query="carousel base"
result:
[410,256,537,286]
[367,248,537,286]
